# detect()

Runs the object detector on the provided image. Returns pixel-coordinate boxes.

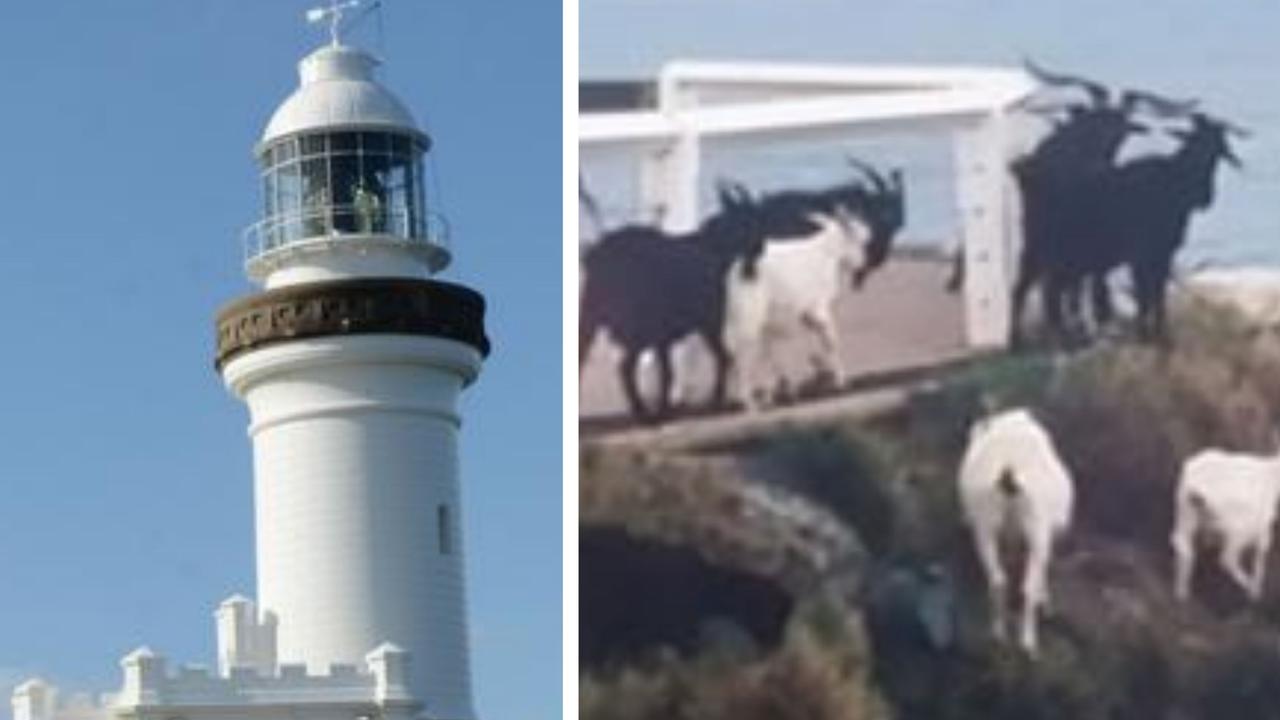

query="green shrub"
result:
[581,596,890,720]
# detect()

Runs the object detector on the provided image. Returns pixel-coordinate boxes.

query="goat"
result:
[1172,443,1280,602]
[958,407,1074,655]
[1074,112,1246,341]
[668,161,905,409]
[1008,62,1194,344]
[579,183,769,421]
[723,208,870,410]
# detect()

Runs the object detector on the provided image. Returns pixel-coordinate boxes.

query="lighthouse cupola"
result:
[248,41,446,288]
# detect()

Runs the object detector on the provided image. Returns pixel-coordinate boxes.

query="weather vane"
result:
[306,0,380,47]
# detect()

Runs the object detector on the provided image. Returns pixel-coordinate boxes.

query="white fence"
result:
[579,60,1036,348]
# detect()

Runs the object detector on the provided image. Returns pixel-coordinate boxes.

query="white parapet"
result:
[11,604,423,720]
[216,595,277,678]
[221,334,483,720]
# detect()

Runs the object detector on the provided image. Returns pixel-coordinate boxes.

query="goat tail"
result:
[997,468,1020,498]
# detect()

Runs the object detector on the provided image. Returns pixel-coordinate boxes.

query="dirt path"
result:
[580,253,974,438]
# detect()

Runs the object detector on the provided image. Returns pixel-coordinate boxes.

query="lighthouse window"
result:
[330,131,358,152]
[257,130,427,248]
[360,131,388,154]
[437,504,453,555]
[299,135,327,156]
[331,154,360,232]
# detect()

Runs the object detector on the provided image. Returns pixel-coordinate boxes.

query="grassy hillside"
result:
[581,298,1280,720]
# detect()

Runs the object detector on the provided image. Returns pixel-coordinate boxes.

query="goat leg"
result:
[618,349,651,421]
[1250,533,1272,601]
[703,331,733,411]
[654,345,674,420]
[974,529,1009,644]
[1009,262,1038,349]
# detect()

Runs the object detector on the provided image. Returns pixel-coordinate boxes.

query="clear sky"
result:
[0,2,560,720]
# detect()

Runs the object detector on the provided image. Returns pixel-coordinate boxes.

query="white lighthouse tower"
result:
[10,7,490,720]
[214,10,490,720]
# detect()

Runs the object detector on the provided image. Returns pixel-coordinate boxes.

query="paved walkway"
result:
[580,253,975,437]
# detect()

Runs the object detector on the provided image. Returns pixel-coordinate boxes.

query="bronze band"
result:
[215,278,490,369]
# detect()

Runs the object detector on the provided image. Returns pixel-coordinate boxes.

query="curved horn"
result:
[1023,58,1110,107]
[1220,117,1253,139]
[1119,89,1199,118]
[1195,112,1252,139]
[845,155,888,194]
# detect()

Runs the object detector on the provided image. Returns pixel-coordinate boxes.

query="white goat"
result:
[716,208,869,411]
[958,407,1074,655]
[1171,443,1280,602]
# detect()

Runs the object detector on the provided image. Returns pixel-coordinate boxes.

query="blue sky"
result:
[0,2,560,719]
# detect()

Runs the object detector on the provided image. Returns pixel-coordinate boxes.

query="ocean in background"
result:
[580,0,1280,266]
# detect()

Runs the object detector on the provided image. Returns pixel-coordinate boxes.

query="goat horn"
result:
[1022,58,1110,107]
[1120,89,1199,118]
[1196,112,1253,139]
[845,155,888,194]
[1222,119,1253,138]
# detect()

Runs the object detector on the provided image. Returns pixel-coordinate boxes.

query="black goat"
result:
[579,182,769,421]
[1008,62,1196,344]
[1082,113,1246,341]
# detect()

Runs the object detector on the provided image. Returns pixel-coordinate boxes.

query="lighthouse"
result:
[212,19,490,720]
[9,7,492,720]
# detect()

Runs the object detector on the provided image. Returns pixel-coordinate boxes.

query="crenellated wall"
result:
[11,596,421,720]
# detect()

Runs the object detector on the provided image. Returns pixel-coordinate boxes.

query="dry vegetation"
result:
[581,297,1280,720]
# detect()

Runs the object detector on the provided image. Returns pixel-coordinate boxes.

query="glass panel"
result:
[359,153,391,234]
[300,157,329,236]
[331,131,357,153]
[276,138,298,164]
[330,153,359,233]
[360,132,389,154]
[391,134,411,155]
[386,156,410,237]
[277,162,302,242]
[300,135,327,157]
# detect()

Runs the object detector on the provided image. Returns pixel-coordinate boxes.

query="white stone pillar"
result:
[12,679,54,720]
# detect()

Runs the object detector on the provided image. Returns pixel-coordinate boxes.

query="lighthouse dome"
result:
[246,42,447,288]
[261,44,425,146]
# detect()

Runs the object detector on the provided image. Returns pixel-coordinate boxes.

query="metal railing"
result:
[243,204,451,263]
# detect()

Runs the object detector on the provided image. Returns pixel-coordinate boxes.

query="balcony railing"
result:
[243,204,451,265]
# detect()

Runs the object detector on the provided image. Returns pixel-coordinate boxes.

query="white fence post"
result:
[954,110,1014,348]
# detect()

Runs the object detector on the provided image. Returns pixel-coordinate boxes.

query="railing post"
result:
[954,109,1013,348]
[640,68,701,233]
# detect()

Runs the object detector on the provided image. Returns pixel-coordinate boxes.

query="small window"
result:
[437,504,452,555]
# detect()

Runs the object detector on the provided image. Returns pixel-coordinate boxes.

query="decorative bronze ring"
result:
[215,278,491,370]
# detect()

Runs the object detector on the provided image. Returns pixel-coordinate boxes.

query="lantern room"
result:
[245,43,449,287]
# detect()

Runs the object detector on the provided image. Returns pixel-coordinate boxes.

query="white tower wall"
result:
[222,334,483,720]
